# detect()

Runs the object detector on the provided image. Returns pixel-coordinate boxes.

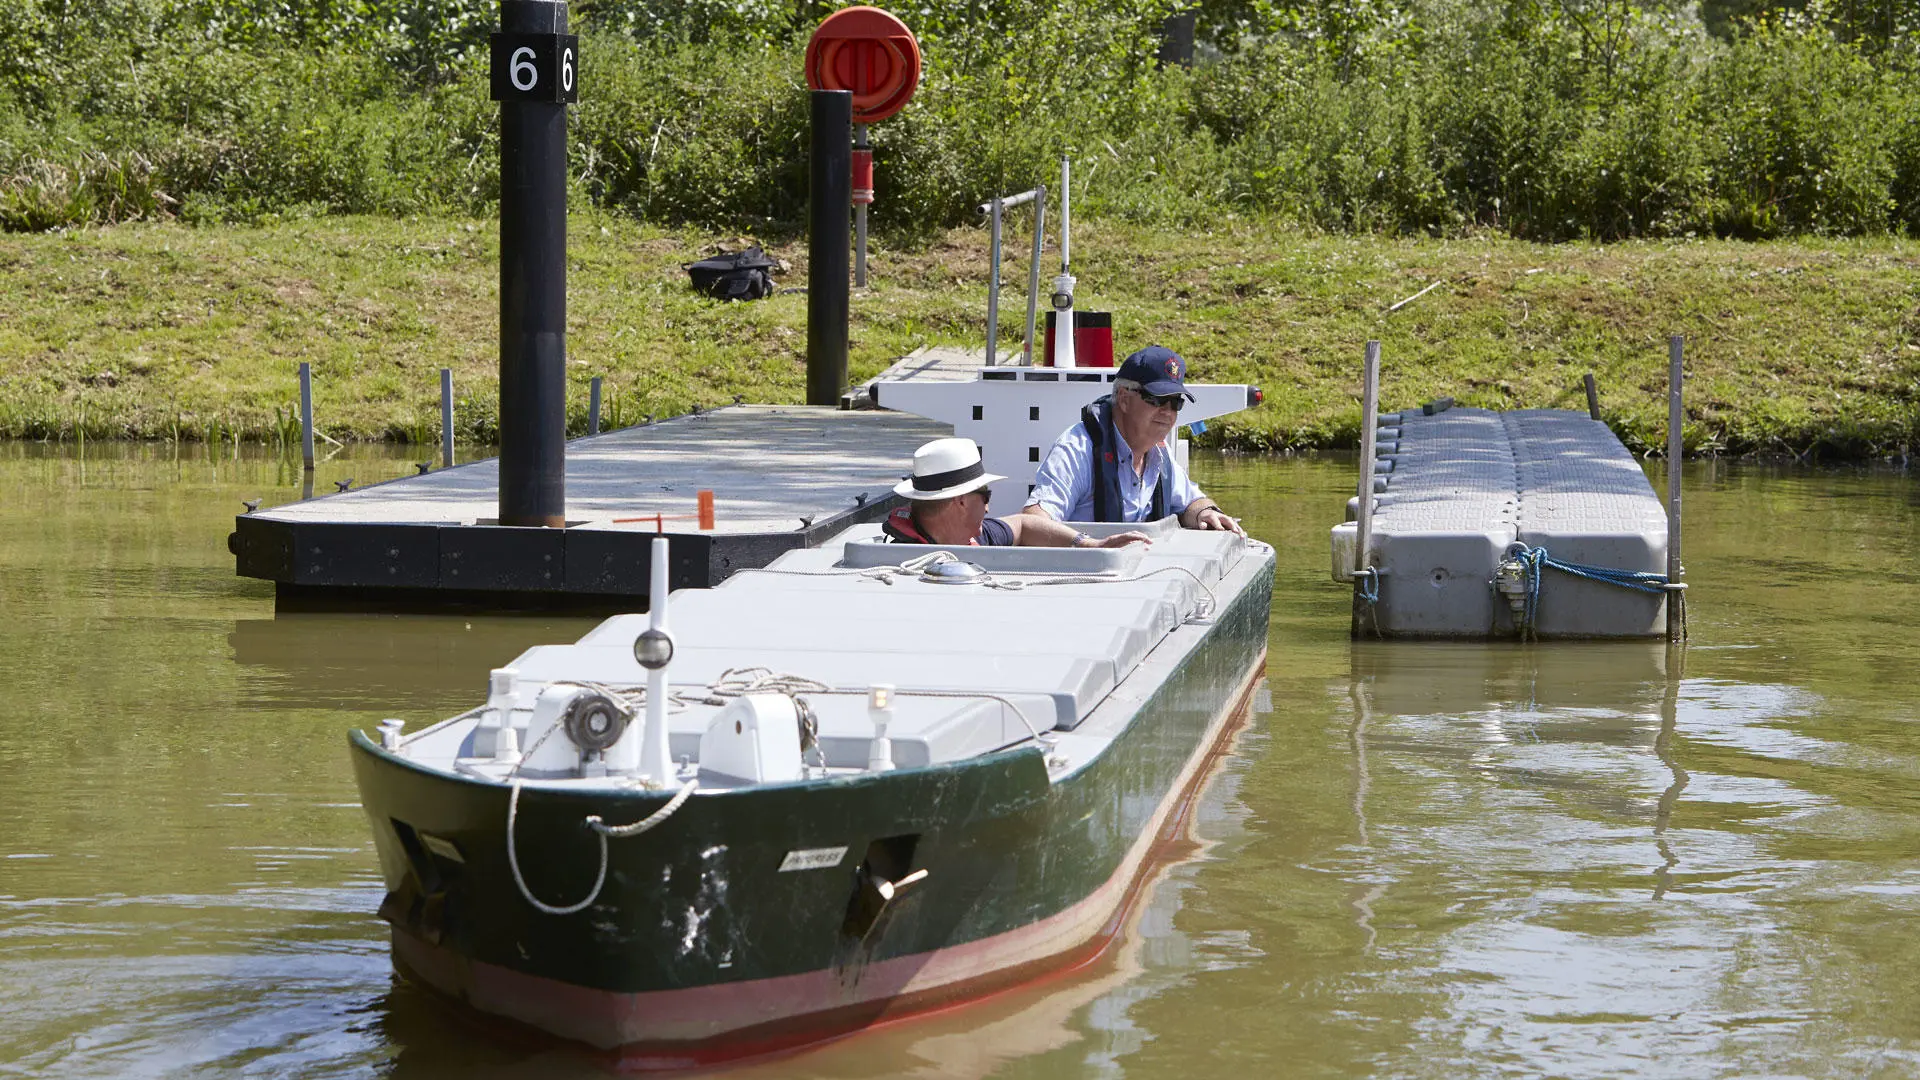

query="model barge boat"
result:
[352,518,1274,1066]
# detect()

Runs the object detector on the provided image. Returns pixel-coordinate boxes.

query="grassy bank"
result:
[1,214,1916,458]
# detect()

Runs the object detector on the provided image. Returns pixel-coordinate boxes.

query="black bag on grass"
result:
[685,247,777,301]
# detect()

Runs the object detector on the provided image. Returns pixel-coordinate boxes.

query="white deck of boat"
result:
[398,519,1262,782]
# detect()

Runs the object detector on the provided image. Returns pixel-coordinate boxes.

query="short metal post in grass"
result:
[1024,186,1045,366]
[440,367,455,468]
[1584,372,1600,421]
[589,376,603,435]
[986,195,1002,365]
[299,361,315,472]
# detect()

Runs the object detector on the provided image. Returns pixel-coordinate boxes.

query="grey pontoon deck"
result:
[1340,407,1669,638]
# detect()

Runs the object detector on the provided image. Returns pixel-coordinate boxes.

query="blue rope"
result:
[1354,568,1382,638]
[1505,543,1669,631]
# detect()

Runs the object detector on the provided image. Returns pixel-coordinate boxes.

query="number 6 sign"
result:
[490,33,580,103]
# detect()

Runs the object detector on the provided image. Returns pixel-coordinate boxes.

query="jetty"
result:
[231,407,945,609]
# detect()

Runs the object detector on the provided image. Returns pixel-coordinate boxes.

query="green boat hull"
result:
[351,555,1274,1065]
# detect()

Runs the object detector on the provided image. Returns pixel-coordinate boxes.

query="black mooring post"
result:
[494,0,576,526]
[807,89,852,407]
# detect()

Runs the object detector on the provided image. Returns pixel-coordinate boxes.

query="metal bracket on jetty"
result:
[1334,338,1690,641]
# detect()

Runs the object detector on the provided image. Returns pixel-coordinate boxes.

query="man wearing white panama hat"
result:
[883,438,1151,549]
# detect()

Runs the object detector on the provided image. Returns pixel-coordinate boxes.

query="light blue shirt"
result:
[1025,423,1203,523]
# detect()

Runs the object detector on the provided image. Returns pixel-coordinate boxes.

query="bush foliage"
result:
[7,0,1920,238]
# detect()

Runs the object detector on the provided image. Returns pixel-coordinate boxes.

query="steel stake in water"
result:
[1354,342,1381,636]
[1667,335,1686,642]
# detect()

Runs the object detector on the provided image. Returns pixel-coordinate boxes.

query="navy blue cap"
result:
[1117,345,1193,401]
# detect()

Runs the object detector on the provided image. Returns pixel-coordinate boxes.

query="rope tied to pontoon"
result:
[1498,542,1683,640]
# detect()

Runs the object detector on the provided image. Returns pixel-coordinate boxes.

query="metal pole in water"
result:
[495,0,574,527]
[1667,335,1685,642]
[1024,185,1045,365]
[440,367,454,467]
[1357,342,1380,580]
[299,361,315,472]
[588,375,602,435]
[1584,372,1600,421]
[807,89,852,406]
[986,197,1002,365]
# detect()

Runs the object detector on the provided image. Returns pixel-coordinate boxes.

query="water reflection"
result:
[3,443,1919,1078]
[229,613,595,711]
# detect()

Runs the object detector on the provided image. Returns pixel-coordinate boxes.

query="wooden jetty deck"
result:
[231,406,947,609]
[1334,406,1671,639]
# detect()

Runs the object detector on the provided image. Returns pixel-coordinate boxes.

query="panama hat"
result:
[893,438,1006,501]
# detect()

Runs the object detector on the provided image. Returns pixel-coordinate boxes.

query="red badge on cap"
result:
[1165,357,1180,379]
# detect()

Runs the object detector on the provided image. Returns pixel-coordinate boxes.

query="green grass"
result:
[1,213,1916,459]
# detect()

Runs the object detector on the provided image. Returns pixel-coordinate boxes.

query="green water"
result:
[0,441,1915,1078]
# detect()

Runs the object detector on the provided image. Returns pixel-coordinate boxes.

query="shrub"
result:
[5,0,1920,240]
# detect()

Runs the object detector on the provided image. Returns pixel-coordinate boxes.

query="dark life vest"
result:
[684,247,777,302]
[1081,395,1173,523]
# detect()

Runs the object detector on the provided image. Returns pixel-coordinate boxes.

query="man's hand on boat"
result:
[1180,501,1245,536]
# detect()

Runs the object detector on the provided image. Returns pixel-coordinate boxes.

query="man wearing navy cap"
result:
[1021,346,1244,534]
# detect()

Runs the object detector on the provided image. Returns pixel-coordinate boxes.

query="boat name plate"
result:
[777,846,849,872]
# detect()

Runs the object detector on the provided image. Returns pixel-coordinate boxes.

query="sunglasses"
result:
[1132,387,1185,412]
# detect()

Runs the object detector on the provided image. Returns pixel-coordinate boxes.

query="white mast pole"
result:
[1051,156,1077,369]
[641,536,673,784]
